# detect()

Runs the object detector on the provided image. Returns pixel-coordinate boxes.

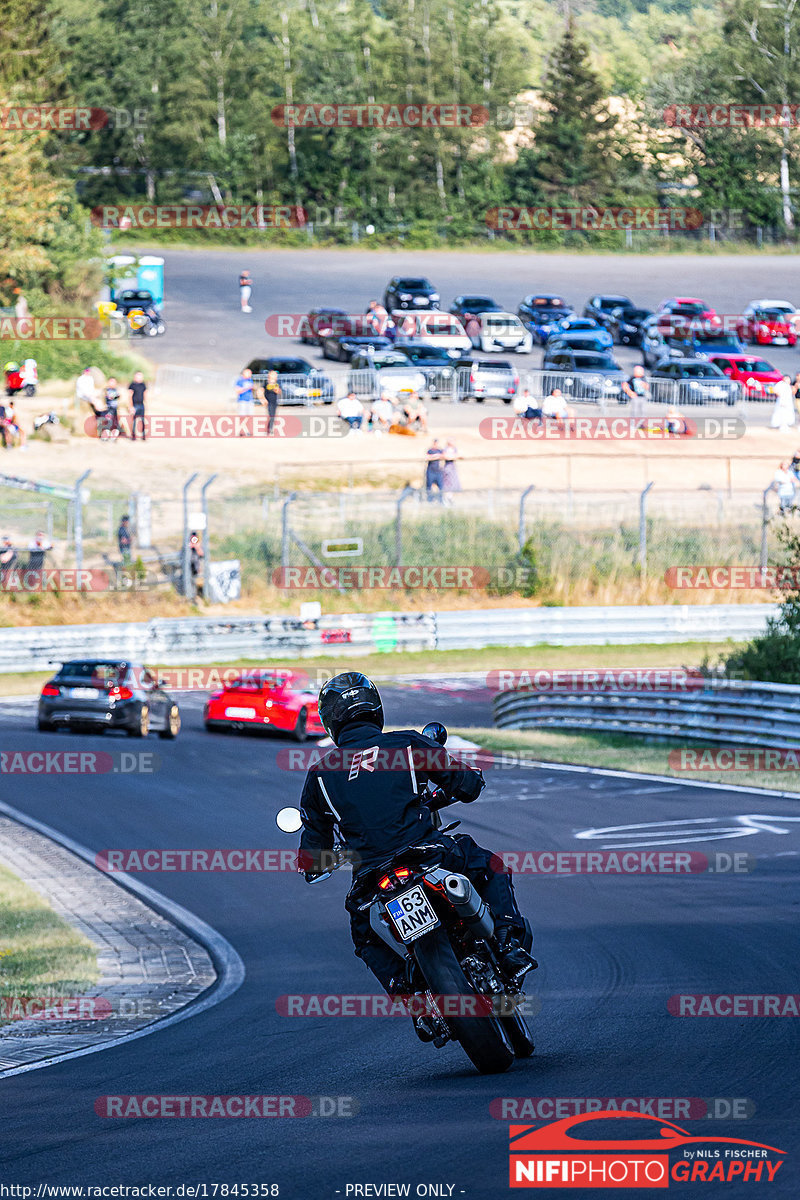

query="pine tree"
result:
[533,19,618,205]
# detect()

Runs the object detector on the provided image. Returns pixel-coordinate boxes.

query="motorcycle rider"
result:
[297,672,536,1034]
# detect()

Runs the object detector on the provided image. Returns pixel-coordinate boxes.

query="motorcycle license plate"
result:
[385,886,439,942]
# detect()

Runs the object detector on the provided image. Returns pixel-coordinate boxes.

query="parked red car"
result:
[704,352,782,398]
[738,300,797,347]
[203,670,325,741]
[655,297,718,324]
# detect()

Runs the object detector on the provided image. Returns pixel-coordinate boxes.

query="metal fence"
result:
[493,678,800,749]
[0,603,776,675]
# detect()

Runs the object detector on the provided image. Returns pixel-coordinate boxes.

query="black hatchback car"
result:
[38,660,181,738]
[383,276,440,311]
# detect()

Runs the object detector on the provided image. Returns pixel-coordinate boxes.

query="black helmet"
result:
[318,672,384,743]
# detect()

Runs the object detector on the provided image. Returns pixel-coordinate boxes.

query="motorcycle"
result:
[4,359,37,397]
[126,306,166,337]
[276,721,535,1075]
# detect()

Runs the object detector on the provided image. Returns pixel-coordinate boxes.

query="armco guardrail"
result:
[0,604,776,675]
[493,679,800,749]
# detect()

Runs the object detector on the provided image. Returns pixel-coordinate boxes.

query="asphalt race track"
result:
[0,684,797,1197]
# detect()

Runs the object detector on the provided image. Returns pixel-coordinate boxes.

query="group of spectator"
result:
[336,390,428,434]
[424,439,461,503]
[0,530,53,577]
[77,369,148,441]
[235,368,280,434]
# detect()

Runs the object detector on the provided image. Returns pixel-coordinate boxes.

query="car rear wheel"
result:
[293,707,308,743]
[128,705,150,738]
[37,718,54,732]
[159,705,181,740]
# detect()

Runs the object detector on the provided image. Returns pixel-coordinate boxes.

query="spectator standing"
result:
[128,372,148,441]
[622,365,650,416]
[441,441,461,503]
[425,439,445,503]
[13,289,29,320]
[264,370,281,435]
[337,391,365,430]
[771,375,796,431]
[790,449,800,482]
[117,514,132,565]
[76,367,96,411]
[103,377,121,439]
[774,462,796,513]
[27,530,52,570]
[4,401,26,448]
[239,270,252,313]
[189,531,204,584]
[235,367,255,427]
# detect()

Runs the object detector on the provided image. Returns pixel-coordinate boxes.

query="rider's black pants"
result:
[344,833,527,994]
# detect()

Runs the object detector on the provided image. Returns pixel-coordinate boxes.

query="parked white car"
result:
[466,311,533,354]
[348,350,426,400]
[392,310,472,357]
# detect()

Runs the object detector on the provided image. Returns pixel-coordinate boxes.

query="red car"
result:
[656,296,717,324]
[203,670,325,741]
[704,352,781,398]
[738,300,797,347]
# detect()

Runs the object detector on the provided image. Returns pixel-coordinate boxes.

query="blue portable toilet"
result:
[137,256,165,309]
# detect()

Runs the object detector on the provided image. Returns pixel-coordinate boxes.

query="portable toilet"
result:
[106,254,138,303]
[137,256,165,308]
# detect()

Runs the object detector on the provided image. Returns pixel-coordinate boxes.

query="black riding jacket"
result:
[298,721,484,874]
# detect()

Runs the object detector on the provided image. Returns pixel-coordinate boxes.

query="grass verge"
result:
[451,726,800,794]
[0,861,99,1022]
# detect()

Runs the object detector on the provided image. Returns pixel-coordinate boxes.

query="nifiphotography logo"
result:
[508,1111,785,1187]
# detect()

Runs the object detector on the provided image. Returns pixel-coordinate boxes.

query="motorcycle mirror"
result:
[421,721,448,745]
[276,806,303,834]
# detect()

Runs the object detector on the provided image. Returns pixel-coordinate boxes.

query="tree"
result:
[726,521,800,681]
[531,19,619,204]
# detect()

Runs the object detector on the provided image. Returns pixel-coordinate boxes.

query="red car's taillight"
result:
[41,684,60,697]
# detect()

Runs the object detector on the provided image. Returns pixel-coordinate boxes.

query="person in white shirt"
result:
[337,391,365,429]
[770,375,796,430]
[513,388,543,421]
[774,462,796,513]
[370,394,395,432]
[542,387,572,427]
[75,367,96,409]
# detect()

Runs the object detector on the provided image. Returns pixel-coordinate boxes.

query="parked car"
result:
[583,294,634,327]
[690,331,745,358]
[245,356,334,403]
[740,298,800,335]
[641,319,695,369]
[517,295,574,344]
[465,311,533,354]
[383,276,440,311]
[606,304,653,347]
[649,358,740,405]
[451,295,503,322]
[38,660,180,738]
[392,342,458,398]
[300,307,350,346]
[348,350,426,400]
[204,670,325,741]
[393,310,471,357]
[655,296,717,323]
[540,349,626,401]
[546,331,615,355]
[704,352,781,399]
[545,316,607,344]
[457,358,519,403]
[737,301,798,347]
[320,333,393,362]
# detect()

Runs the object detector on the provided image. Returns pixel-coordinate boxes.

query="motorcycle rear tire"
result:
[413,926,514,1074]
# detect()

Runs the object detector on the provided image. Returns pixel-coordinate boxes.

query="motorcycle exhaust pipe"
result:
[443,873,494,940]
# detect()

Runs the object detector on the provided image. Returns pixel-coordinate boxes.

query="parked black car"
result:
[541,349,626,401]
[583,294,634,327]
[300,308,350,346]
[245,357,335,403]
[649,358,740,405]
[606,305,653,347]
[451,295,503,322]
[320,333,393,362]
[383,276,440,311]
[38,660,180,737]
